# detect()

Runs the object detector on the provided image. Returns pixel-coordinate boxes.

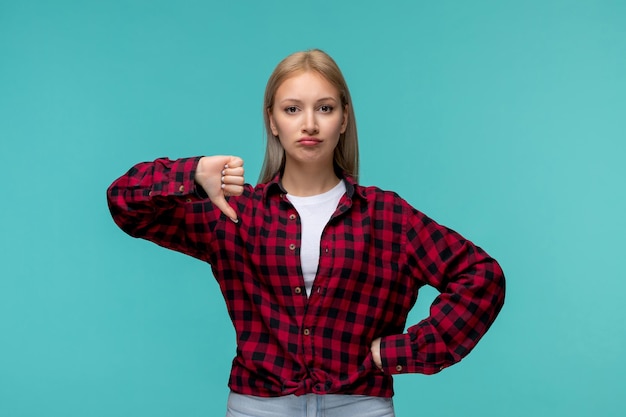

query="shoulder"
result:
[354,183,414,209]
[352,182,437,228]
[229,181,278,205]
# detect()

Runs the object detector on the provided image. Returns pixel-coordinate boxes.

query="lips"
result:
[298,137,322,146]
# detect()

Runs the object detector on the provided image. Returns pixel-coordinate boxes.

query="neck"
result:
[282,161,340,197]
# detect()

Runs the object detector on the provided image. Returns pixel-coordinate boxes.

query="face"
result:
[269,71,348,171]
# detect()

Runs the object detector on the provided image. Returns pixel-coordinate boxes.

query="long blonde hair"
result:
[258,49,359,184]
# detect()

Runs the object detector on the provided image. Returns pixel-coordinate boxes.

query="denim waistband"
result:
[226,391,395,417]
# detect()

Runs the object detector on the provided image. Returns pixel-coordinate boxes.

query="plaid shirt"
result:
[107,157,505,398]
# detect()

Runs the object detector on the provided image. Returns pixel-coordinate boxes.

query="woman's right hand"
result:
[195,156,245,223]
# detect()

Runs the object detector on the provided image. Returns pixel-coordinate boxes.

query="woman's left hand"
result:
[370,338,383,371]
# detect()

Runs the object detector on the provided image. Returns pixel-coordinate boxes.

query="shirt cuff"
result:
[147,157,203,201]
[380,334,413,374]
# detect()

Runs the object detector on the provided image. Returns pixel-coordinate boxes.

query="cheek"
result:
[333,118,346,135]
[275,117,300,138]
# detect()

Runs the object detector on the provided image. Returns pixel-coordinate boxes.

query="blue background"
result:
[1,1,625,416]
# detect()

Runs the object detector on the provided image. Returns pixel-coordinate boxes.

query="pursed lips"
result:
[297,137,322,146]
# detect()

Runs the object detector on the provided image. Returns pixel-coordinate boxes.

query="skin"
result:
[268,71,348,196]
[194,70,384,371]
[195,155,244,223]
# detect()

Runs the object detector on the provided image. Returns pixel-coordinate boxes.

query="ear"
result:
[340,104,349,134]
[267,108,278,136]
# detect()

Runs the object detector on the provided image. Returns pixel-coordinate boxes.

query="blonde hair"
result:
[258,49,359,184]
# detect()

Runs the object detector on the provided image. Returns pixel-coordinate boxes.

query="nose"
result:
[301,109,319,134]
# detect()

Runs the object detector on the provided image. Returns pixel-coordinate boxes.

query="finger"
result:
[221,166,244,177]
[221,175,245,186]
[211,194,238,223]
[225,156,244,169]
[221,184,244,197]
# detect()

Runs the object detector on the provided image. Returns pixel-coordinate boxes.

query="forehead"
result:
[275,71,340,101]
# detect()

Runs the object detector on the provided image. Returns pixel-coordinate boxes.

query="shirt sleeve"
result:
[379,205,506,375]
[106,156,217,261]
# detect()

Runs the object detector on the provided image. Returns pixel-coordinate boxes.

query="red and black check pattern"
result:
[107,157,505,398]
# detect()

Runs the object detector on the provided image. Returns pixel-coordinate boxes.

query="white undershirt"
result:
[287,180,346,296]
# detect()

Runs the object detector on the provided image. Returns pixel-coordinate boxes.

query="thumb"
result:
[211,194,238,223]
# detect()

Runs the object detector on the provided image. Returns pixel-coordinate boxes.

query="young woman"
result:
[107,49,505,417]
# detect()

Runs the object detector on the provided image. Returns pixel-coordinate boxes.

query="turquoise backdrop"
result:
[1,1,624,416]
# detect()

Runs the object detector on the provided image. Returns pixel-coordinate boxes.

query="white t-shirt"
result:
[287,180,346,296]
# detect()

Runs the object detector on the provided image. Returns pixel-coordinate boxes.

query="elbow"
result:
[491,259,506,314]
[106,183,144,239]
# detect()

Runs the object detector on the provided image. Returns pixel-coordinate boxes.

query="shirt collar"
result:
[262,171,366,201]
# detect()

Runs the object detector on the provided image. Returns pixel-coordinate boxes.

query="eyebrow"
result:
[278,97,339,105]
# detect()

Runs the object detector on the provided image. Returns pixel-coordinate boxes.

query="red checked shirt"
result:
[107,157,505,398]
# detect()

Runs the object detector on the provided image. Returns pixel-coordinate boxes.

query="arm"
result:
[372,208,505,375]
[106,156,244,260]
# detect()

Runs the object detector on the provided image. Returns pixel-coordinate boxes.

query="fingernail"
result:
[231,218,238,223]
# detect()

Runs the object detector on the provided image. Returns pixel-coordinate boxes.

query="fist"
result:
[195,155,244,222]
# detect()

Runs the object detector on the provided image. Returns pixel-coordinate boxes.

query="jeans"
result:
[226,392,395,417]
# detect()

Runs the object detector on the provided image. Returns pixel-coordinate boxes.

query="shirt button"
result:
[396,365,403,372]
[178,185,185,192]
[289,243,296,251]
[303,328,310,336]
[294,287,302,294]
[289,213,296,220]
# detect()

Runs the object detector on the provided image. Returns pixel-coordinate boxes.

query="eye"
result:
[284,106,298,114]
[319,105,334,113]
